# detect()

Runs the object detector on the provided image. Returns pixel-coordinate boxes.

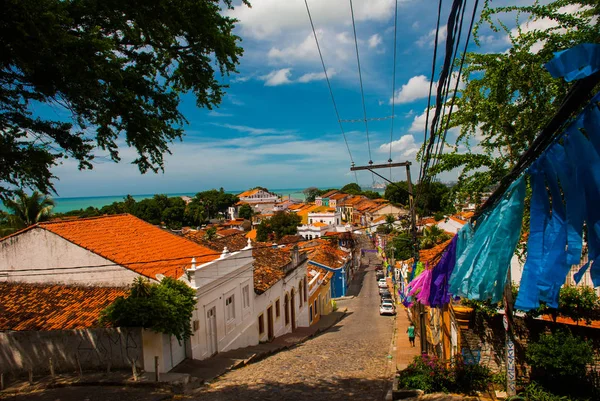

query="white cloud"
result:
[208,110,233,117]
[227,0,400,40]
[268,32,319,62]
[378,135,420,157]
[416,24,447,47]
[261,68,293,86]
[232,75,252,83]
[297,68,336,83]
[211,123,296,136]
[368,34,382,48]
[391,75,436,104]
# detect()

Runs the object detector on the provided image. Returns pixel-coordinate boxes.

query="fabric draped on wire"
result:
[449,176,526,303]
[429,235,458,307]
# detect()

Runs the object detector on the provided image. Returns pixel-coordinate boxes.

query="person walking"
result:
[407,322,416,347]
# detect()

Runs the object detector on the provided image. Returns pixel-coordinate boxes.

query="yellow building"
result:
[307,266,333,325]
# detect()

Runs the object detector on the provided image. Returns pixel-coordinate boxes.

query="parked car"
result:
[380,302,396,316]
[381,295,393,304]
[378,278,387,288]
[376,271,385,281]
[380,290,391,299]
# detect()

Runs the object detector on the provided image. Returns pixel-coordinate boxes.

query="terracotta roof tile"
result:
[0,282,127,331]
[185,231,250,253]
[34,214,218,280]
[308,244,348,269]
[329,193,348,201]
[238,189,260,198]
[253,247,291,294]
[319,190,339,198]
[217,228,243,237]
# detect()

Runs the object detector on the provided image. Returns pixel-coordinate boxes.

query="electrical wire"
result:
[349,0,375,186]
[389,0,399,181]
[304,0,359,184]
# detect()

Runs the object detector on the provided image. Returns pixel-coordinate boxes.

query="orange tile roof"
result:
[312,222,329,228]
[288,203,307,211]
[329,193,348,201]
[319,190,339,198]
[238,189,260,198]
[372,215,387,223]
[403,239,453,266]
[308,244,348,269]
[185,231,250,253]
[25,214,219,280]
[539,314,600,329]
[246,229,257,240]
[217,228,243,237]
[420,217,438,225]
[253,247,291,294]
[0,282,127,331]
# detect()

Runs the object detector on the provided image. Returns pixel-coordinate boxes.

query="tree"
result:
[362,190,382,200]
[238,204,254,220]
[303,187,320,202]
[204,227,217,241]
[341,183,362,195]
[99,277,196,342]
[256,212,302,242]
[1,0,248,199]
[384,181,451,214]
[420,225,451,250]
[431,1,599,200]
[2,190,55,232]
[384,182,410,205]
[190,190,238,220]
[389,232,414,261]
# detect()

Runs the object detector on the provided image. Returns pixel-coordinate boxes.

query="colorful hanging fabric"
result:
[544,43,600,82]
[449,176,526,303]
[429,235,458,307]
[408,268,433,306]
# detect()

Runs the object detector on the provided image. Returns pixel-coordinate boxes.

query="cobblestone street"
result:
[190,235,396,401]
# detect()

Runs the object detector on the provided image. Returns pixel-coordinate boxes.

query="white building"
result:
[297,222,332,240]
[253,247,309,341]
[237,188,280,204]
[307,209,341,226]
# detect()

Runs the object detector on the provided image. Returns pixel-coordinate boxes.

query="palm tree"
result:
[420,225,450,250]
[2,190,55,231]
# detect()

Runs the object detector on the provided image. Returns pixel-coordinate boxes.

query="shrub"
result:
[520,382,574,401]
[526,330,593,395]
[397,354,491,394]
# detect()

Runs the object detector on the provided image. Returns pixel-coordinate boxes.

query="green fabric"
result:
[407,326,415,337]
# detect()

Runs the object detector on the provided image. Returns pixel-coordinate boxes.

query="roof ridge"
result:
[40,213,131,225]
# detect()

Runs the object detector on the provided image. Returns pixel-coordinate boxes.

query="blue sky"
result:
[48,0,542,197]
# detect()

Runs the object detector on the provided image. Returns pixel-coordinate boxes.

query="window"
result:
[298,282,303,307]
[309,305,313,322]
[258,314,264,334]
[309,219,312,224]
[284,294,290,325]
[275,299,281,318]
[225,295,235,322]
[304,277,308,302]
[314,299,318,316]
[242,285,250,309]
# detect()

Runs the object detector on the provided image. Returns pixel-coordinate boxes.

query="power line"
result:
[303,0,358,184]
[418,0,444,187]
[389,0,400,181]
[430,0,480,180]
[349,0,374,179]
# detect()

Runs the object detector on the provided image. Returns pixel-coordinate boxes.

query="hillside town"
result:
[2,1,600,401]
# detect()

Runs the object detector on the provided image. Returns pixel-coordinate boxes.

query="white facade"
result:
[0,228,143,285]
[254,263,309,342]
[297,224,332,240]
[239,189,280,204]
[308,210,341,226]
[185,244,258,360]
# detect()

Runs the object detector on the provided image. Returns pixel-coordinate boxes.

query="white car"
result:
[380,302,396,316]
[378,278,387,288]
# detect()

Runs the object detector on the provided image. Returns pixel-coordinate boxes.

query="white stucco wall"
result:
[0,228,143,286]
[308,211,341,226]
[254,264,309,342]
[187,247,258,360]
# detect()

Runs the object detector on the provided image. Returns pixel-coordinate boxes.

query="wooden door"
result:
[267,306,274,341]
[206,306,218,356]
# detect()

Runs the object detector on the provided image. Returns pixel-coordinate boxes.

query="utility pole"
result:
[351,161,427,353]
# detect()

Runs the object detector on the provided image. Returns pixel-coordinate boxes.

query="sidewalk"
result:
[172,309,347,383]
[395,307,421,371]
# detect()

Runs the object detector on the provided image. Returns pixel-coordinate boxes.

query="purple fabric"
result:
[429,235,458,307]
[408,268,433,306]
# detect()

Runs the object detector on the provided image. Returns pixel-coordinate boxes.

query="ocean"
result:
[31,188,312,214]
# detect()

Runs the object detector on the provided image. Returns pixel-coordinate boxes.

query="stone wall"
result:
[0,327,143,377]
[460,313,600,383]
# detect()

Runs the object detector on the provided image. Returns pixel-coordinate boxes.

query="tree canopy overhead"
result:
[430,0,600,200]
[1,0,248,199]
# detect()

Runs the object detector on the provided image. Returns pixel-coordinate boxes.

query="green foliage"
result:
[433,211,445,221]
[461,297,500,318]
[340,183,362,195]
[256,211,302,242]
[384,181,452,214]
[389,232,414,261]
[303,187,321,202]
[557,286,599,324]
[362,190,382,199]
[99,277,196,342]
[526,330,593,390]
[397,355,491,394]
[1,0,248,199]
[204,227,217,241]
[2,190,55,233]
[238,204,254,220]
[420,225,452,250]
[431,0,599,201]
[189,189,238,221]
